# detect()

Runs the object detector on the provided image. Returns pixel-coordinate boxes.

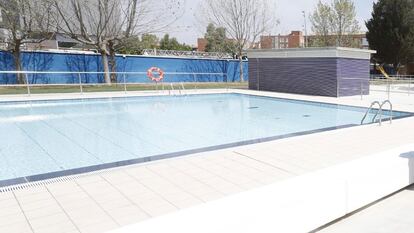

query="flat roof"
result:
[247,47,376,60]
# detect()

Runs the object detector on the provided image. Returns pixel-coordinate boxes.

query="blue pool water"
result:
[0,93,410,185]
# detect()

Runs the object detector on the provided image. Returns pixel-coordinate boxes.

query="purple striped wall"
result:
[248,57,370,97]
[337,58,370,97]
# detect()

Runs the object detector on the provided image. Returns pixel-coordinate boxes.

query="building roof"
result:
[246,47,376,60]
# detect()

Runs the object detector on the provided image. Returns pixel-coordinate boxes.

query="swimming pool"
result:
[0,93,411,186]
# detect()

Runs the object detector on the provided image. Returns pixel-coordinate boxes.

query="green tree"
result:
[366,0,414,71]
[116,37,140,55]
[159,34,192,51]
[310,1,334,47]
[204,23,235,53]
[330,0,360,46]
[117,34,159,55]
[309,0,360,47]
[140,34,159,50]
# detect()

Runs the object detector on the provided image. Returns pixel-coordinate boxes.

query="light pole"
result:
[302,11,308,48]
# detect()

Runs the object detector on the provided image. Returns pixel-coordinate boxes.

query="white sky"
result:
[163,0,377,46]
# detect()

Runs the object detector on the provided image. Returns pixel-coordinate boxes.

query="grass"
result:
[0,82,248,95]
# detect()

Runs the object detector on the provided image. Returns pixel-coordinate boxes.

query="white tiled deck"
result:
[317,185,414,233]
[0,89,413,233]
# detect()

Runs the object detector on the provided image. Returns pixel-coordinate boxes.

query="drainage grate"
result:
[0,165,126,193]
[248,107,259,109]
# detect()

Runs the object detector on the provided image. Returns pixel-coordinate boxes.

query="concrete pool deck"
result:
[0,89,413,233]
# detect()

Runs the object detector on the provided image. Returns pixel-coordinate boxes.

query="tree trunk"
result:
[100,49,111,85]
[238,51,244,82]
[12,41,25,84]
[108,41,117,83]
[393,63,400,76]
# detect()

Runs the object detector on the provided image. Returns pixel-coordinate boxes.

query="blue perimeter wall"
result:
[0,51,248,84]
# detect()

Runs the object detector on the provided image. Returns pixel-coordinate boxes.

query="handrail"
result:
[180,82,186,96]
[361,100,393,126]
[141,49,238,59]
[167,82,187,96]
[0,70,230,96]
[381,100,393,124]
[169,83,175,96]
[0,71,226,75]
[361,101,381,125]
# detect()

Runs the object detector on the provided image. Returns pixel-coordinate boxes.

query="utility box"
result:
[247,47,376,97]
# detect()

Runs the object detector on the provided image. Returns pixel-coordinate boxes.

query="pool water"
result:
[0,93,410,185]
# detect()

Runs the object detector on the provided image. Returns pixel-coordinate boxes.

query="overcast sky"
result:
[163,0,377,46]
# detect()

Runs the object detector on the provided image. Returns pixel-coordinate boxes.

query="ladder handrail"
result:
[169,82,186,96]
[170,83,175,96]
[361,100,393,126]
[381,100,393,124]
[180,82,186,96]
[361,101,381,125]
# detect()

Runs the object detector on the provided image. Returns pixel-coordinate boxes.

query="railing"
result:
[0,71,247,96]
[361,100,393,126]
[381,100,393,125]
[371,74,414,79]
[361,101,381,125]
[339,76,414,100]
[142,49,236,59]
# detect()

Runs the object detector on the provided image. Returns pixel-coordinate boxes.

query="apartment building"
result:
[259,31,369,50]
[260,31,305,49]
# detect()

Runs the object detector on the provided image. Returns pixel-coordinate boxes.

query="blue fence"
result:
[0,51,248,84]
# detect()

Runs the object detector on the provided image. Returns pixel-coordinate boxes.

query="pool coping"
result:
[0,124,359,188]
[1,91,413,116]
[0,92,413,188]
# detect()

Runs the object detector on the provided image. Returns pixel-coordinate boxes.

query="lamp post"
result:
[302,11,308,48]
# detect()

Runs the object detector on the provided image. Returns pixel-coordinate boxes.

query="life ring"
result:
[147,67,164,82]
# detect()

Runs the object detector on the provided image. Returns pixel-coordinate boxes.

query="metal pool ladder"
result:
[180,82,186,96]
[361,100,393,126]
[168,83,175,96]
[168,83,186,96]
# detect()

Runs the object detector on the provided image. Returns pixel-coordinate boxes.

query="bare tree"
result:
[0,0,54,84]
[121,0,185,37]
[201,0,276,82]
[106,0,185,82]
[310,1,333,47]
[53,0,124,84]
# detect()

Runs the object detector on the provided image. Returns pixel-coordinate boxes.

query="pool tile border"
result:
[0,123,360,189]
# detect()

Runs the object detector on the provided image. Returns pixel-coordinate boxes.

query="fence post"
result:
[193,74,197,90]
[25,73,31,96]
[78,73,83,94]
[225,73,229,92]
[123,74,127,94]
[387,79,390,100]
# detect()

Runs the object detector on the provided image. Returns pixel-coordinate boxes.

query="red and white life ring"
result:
[147,67,164,82]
